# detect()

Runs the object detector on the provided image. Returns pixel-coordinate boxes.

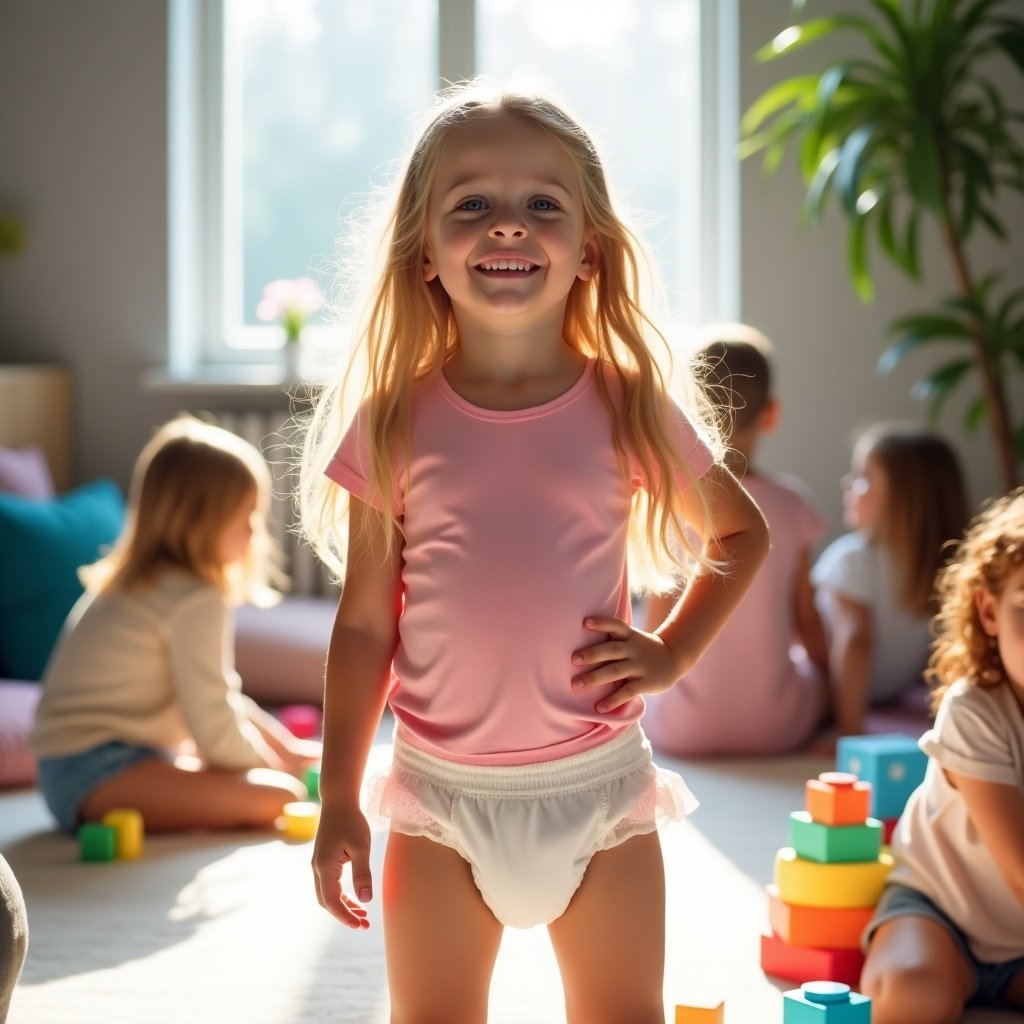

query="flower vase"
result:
[282,341,302,380]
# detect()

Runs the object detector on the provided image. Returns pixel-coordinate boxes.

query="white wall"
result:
[0,0,1019,536]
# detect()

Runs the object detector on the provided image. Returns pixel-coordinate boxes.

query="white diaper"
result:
[363,724,697,928]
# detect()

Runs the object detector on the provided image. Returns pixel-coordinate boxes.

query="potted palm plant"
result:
[740,0,1024,488]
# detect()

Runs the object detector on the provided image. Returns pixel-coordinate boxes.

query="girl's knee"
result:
[863,964,965,1024]
[240,771,307,825]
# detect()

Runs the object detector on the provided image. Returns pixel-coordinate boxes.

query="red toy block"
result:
[760,931,865,988]
[805,772,872,826]
[882,817,899,844]
[278,703,321,739]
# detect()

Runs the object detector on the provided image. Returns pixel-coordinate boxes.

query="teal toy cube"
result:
[788,811,883,864]
[304,764,321,801]
[78,823,117,862]
[837,733,927,820]
[783,981,871,1022]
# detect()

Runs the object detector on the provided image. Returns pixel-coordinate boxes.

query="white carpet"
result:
[1,726,1015,1024]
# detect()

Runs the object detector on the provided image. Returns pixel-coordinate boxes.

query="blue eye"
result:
[458,198,486,211]
[531,198,559,211]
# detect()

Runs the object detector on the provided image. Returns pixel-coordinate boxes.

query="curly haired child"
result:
[861,487,1024,1022]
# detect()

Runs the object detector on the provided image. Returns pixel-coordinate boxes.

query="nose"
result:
[488,205,527,239]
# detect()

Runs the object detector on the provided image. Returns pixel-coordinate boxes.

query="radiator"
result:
[213,409,338,599]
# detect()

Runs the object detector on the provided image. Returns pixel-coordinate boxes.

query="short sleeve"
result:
[811,534,873,605]
[920,684,1019,786]
[632,397,716,493]
[326,404,373,504]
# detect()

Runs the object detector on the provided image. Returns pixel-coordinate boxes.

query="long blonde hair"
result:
[856,424,969,616]
[83,415,285,605]
[928,487,1024,712]
[300,80,723,591]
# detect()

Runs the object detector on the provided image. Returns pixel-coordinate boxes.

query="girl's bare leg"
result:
[548,831,666,1024]
[1002,966,1024,1008]
[860,917,975,1024]
[78,759,307,831]
[383,832,503,1024]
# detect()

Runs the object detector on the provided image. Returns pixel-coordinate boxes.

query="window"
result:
[168,0,737,370]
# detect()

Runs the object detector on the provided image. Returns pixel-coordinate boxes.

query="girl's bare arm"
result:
[945,769,1024,906]
[312,497,403,928]
[574,464,770,710]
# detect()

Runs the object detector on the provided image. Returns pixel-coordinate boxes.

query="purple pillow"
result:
[0,446,55,498]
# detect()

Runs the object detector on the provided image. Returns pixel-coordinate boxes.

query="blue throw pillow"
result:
[0,479,124,680]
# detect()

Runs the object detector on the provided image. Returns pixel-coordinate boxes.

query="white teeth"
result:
[478,259,533,271]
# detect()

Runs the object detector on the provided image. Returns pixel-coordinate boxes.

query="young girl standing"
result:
[812,423,969,739]
[861,488,1024,1022]
[32,416,319,834]
[301,82,769,1022]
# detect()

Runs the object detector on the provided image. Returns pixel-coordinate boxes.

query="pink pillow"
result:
[0,446,55,498]
[0,681,40,788]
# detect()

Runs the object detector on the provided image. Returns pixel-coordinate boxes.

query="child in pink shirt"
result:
[300,81,769,1021]
[645,324,830,755]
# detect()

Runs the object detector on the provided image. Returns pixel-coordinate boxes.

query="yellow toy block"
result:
[675,1000,724,1023]
[766,884,874,949]
[280,801,319,841]
[774,847,893,908]
[805,772,872,826]
[100,808,144,859]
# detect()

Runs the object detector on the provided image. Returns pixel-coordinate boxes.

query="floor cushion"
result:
[234,595,336,707]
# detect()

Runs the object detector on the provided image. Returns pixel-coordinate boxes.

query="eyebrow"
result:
[440,175,574,200]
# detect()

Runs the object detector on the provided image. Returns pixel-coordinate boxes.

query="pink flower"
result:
[257,277,324,341]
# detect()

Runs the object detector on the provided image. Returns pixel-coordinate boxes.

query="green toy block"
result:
[788,811,883,864]
[78,823,117,862]
[783,981,870,1022]
[304,764,321,801]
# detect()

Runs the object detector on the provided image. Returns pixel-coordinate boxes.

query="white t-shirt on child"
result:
[812,531,930,704]
[888,679,1024,963]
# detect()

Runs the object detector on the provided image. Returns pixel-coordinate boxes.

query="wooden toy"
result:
[804,772,871,826]
[100,808,144,859]
[278,703,321,739]
[837,734,927,820]
[782,981,871,1022]
[881,817,898,844]
[774,847,893,908]
[675,1000,724,1023]
[280,800,319,841]
[78,823,117,862]
[766,885,873,950]
[788,811,883,864]
[304,763,321,801]
[760,932,865,987]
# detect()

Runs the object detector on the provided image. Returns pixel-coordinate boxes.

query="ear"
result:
[758,398,780,434]
[422,243,438,283]
[576,235,599,282]
[974,588,999,637]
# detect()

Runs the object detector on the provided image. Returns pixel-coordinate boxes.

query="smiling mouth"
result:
[475,259,538,273]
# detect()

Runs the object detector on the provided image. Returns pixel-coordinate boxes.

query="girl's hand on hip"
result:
[311,802,374,930]
[571,615,684,713]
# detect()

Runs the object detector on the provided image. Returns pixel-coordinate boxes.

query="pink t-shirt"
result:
[644,471,828,755]
[327,359,714,765]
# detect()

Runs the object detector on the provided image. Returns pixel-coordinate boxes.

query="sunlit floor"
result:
[0,725,1015,1023]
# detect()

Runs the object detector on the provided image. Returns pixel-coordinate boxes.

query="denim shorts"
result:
[37,741,166,835]
[865,882,1024,1009]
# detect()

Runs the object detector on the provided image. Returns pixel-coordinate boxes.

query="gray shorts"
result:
[865,882,1024,1009]
[37,741,166,834]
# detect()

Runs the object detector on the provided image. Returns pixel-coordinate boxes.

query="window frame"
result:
[167,0,738,371]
